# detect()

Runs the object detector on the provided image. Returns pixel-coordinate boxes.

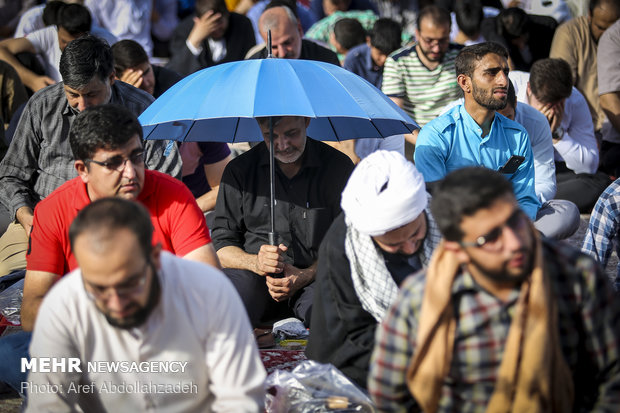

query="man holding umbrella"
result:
[212,115,354,327]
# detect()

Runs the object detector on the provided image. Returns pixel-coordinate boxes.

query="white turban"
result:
[341,150,427,236]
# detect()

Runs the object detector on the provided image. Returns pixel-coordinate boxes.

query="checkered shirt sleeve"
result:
[582,178,620,283]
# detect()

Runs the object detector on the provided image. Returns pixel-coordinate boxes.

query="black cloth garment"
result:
[247,39,340,66]
[481,13,557,72]
[555,162,611,213]
[305,214,420,389]
[166,12,256,77]
[212,138,354,325]
[152,65,183,98]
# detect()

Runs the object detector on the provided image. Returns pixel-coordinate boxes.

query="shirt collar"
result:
[457,104,498,142]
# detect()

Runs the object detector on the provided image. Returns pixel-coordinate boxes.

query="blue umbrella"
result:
[139,58,418,246]
[139,59,417,142]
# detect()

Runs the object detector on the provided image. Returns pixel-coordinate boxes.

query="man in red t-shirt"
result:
[21,104,220,331]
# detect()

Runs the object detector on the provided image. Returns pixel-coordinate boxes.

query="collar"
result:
[458,104,498,142]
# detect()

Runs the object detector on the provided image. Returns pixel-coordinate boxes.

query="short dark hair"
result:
[60,34,114,89]
[333,18,366,51]
[111,40,149,75]
[42,2,92,35]
[455,42,508,77]
[430,167,515,241]
[69,197,154,259]
[506,80,517,108]
[69,104,143,162]
[195,0,229,17]
[529,58,573,104]
[455,0,483,38]
[369,18,402,55]
[589,0,620,15]
[496,7,530,40]
[416,5,451,31]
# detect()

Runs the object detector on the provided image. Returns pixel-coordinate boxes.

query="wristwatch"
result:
[552,127,565,141]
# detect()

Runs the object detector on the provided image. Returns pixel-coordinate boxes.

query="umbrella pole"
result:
[268,116,278,246]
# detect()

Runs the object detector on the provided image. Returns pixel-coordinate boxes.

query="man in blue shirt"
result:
[343,18,402,89]
[415,42,578,239]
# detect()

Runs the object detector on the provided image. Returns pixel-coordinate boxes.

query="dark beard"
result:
[105,263,161,329]
[473,85,507,110]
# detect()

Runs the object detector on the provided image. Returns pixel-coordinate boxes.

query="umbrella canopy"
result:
[139,58,417,142]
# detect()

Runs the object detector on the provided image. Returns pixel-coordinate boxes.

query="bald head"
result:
[259,6,303,58]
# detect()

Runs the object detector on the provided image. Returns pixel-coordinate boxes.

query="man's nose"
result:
[400,239,419,255]
[502,224,523,252]
[122,159,138,178]
[104,289,130,312]
[77,97,88,112]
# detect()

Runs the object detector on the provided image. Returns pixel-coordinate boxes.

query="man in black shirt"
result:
[212,116,353,327]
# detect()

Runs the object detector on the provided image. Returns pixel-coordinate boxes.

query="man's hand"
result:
[540,101,565,134]
[187,11,224,49]
[255,243,287,276]
[16,206,34,236]
[118,69,144,89]
[27,75,55,92]
[266,263,313,302]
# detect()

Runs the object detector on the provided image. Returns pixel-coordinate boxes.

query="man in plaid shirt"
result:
[369,167,620,412]
[582,178,620,288]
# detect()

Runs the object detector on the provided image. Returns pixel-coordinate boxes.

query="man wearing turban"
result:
[305,150,441,389]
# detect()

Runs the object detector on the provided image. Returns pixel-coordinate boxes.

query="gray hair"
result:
[260,5,297,34]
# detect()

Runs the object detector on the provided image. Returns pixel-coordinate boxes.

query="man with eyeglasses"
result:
[25,197,265,412]
[368,166,620,412]
[381,5,461,145]
[0,34,181,280]
[0,104,218,396]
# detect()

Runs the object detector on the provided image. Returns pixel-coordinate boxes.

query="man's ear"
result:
[457,73,470,94]
[108,72,115,86]
[75,160,89,183]
[304,117,311,127]
[444,240,470,263]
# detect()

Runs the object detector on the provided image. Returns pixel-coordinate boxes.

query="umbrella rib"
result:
[232,117,241,143]
[183,120,198,142]
[327,117,339,142]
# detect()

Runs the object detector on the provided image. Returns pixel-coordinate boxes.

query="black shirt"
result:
[212,137,354,268]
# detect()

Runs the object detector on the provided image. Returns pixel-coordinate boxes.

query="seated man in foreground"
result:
[212,116,354,327]
[306,150,441,389]
[0,104,218,394]
[415,42,578,239]
[25,198,265,412]
[369,167,620,411]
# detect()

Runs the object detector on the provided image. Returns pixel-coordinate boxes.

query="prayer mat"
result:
[260,349,307,374]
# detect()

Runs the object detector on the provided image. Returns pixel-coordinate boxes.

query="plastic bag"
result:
[0,278,23,325]
[265,360,376,413]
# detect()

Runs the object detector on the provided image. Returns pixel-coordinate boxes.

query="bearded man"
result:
[414,42,576,238]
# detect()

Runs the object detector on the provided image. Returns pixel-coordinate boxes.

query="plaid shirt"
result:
[368,238,620,412]
[582,178,620,284]
[0,81,181,219]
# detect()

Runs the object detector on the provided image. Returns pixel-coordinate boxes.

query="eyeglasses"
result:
[84,261,151,300]
[86,151,145,172]
[459,210,526,251]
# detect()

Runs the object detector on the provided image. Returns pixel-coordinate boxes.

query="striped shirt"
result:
[368,238,620,412]
[382,44,461,126]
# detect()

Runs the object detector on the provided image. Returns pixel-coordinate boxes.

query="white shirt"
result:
[441,98,557,203]
[26,26,61,82]
[15,4,118,45]
[510,70,599,174]
[355,135,405,160]
[84,0,153,56]
[26,252,266,413]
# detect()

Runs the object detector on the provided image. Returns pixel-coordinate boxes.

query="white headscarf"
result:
[341,150,427,236]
